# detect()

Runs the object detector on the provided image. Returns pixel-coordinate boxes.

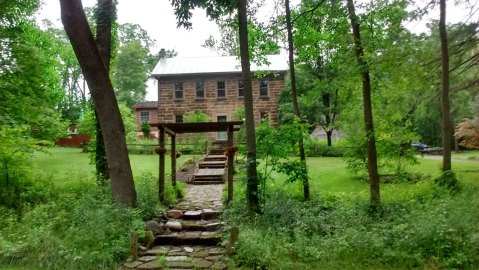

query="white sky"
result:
[36,0,220,57]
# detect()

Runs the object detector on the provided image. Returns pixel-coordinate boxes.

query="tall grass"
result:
[0,147,187,269]
[225,153,479,269]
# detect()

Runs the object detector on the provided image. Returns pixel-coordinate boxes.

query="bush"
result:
[0,176,144,270]
[224,187,479,269]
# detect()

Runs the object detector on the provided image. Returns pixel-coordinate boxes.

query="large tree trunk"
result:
[439,0,452,171]
[285,0,310,200]
[238,0,260,213]
[60,0,137,207]
[93,0,116,182]
[346,0,380,206]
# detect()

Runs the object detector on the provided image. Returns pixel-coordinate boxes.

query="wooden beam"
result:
[171,134,177,189]
[226,124,234,203]
[159,126,165,203]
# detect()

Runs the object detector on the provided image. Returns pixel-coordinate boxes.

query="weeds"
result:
[224,185,479,269]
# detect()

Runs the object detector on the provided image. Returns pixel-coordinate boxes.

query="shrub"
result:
[224,187,479,269]
[0,176,144,270]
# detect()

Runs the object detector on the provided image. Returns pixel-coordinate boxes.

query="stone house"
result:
[151,53,289,141]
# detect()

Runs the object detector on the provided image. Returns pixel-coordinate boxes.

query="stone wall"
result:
[157,74,284,126]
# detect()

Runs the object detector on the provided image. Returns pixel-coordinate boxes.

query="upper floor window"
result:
[175,114,183,123]
[196,81,205,98]
[140,111,149,122]
[217,81,226,98]
[175,82,183,99]
[238,80,244,97]
[259,80,268,97]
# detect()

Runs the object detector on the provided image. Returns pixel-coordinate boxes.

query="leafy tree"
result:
[0,127,42,210]
[0,20,65,140]
[60,0,137,207]
[113,40,149,107]
[346,0,380,206]
[285,0,309,200]
[184,111,210,154]
[43,20,87,124]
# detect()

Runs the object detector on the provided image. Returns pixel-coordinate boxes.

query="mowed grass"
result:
[267,151,479,201]
[31,147,191,187]
[32,147,478,196]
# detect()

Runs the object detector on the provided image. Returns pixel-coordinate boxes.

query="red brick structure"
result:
[132,101,159,138]
[151,53,288,141]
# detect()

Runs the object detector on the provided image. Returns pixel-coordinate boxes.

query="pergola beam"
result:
[153,121,243,204]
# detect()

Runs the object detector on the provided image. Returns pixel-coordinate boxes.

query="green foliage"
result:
[182,111,210,154]
[141,121,151,139]
[0,176,144,270]
[135,172,163,220]
[78,102,137,152]
[225,187,479,269]
[113,40,150,107]
[0,21,65,141]
[255,121,309,198]
[305,138,347,157]
[0,127,48,212]
[434,170,459,192]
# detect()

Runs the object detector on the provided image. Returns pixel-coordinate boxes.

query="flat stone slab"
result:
[194,168,225,176]
[165,220,182,231]
[138,256,157,262]
[167,209,183,219]
[183,210,202,220]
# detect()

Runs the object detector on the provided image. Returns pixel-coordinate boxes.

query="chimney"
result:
[159,48,166,59]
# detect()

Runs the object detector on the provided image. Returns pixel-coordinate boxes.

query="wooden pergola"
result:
[150,121,243,203]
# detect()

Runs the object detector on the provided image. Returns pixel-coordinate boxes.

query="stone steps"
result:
[123,171,227,269]
[208,148,225,155]
[203,154,227,162]
[198,160,226,168]
[122,245,227,270]
[155,231,222,246]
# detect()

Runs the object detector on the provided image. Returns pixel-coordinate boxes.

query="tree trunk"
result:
[326,130,333,146]
[93,0,116,182]
[346,0,380,206]
[285,0,310,200]
[439,0,452,171]
[238,0,260,213]
[60,0,137,207]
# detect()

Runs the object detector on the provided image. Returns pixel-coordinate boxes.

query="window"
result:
[238,80,244,97]
[175,82,183,99]
[140,111,149,123]
[259,80,268,97]
[196,81,204,98]
[217,81,226,98]
[217,115,227,140]
[175,114,183,123]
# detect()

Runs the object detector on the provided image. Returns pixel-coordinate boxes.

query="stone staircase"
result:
[122,185,227,270]
[192,147,227,185]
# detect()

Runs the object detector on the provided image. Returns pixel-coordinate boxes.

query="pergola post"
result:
[158,126,166,203]
[171,134,177,189]
[226,124,235,203]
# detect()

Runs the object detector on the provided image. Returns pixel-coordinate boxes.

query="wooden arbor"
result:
[150,121,243,204]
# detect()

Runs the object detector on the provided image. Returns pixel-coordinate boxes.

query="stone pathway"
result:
[122,184,227,270]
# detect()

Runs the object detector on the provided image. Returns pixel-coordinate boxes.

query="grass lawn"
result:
[32,147,478,194]
[263,151,479,201]
[31,147,193,187]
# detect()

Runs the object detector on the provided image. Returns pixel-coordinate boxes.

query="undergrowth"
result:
[0,170,180,269]
[224,182,479,269]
